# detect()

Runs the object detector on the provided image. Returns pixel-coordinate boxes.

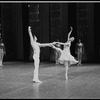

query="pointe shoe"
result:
[78,63,82,65]
[33,79,42,83]
[56,62,59,65]
[66,77,68,80]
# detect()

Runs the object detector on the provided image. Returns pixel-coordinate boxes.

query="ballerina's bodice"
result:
[63,42,71,54]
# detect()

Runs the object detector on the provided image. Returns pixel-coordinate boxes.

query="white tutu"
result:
[58,44,78,65]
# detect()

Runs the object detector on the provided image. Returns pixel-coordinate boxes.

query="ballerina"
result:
[28,26,53,83]
[52,26,78,79]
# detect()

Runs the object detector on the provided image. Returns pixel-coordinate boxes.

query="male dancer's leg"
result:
[33,57,42,83]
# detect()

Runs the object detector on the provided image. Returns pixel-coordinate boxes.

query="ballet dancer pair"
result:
[28,26,78,83]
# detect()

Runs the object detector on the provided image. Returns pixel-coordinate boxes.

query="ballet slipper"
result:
[0,64,3,66]
[33,79,42,83]
[56,62,59,65]
[78,63,82,65]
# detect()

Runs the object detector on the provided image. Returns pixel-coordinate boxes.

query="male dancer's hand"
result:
[52,42,58,44]
[70,26,73,31]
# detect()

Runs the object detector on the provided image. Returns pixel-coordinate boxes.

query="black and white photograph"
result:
[0,0,100,99]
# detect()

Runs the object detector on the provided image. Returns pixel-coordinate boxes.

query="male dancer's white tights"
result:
[33,56,42,83]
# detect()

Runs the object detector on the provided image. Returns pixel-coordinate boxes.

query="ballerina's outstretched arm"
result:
[51,44,62,52]
[53,41,69,46]
[67,26,73,41]
[53,27,73,46]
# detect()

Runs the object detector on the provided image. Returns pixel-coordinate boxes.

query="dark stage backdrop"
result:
[1,3,24,61]
[94,3,100,63]
[68,3,77,57]
[0,3,97,63]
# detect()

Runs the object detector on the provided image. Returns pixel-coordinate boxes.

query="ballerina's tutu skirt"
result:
[58,52,78,65]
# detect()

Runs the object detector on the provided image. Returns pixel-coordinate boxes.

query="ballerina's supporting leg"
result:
[64,61,69,80]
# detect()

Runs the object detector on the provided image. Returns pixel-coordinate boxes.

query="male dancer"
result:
[28,26,53,83]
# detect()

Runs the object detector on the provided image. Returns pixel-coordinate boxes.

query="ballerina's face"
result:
[69,37,74,42]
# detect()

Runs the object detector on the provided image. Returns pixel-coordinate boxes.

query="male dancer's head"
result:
[33,35,37,42]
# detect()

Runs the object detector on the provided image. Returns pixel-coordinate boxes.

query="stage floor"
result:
[0,62,100,99]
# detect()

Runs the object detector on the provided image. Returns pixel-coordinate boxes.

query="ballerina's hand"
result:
[51,44,55,48]
[52,42,57,45]
[49,43,54,47]
[28,26,31,30]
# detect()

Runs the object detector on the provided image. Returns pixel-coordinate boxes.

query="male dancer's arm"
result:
[39,42,56,47]
[39,43,52,47]
[28,26,34,43]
